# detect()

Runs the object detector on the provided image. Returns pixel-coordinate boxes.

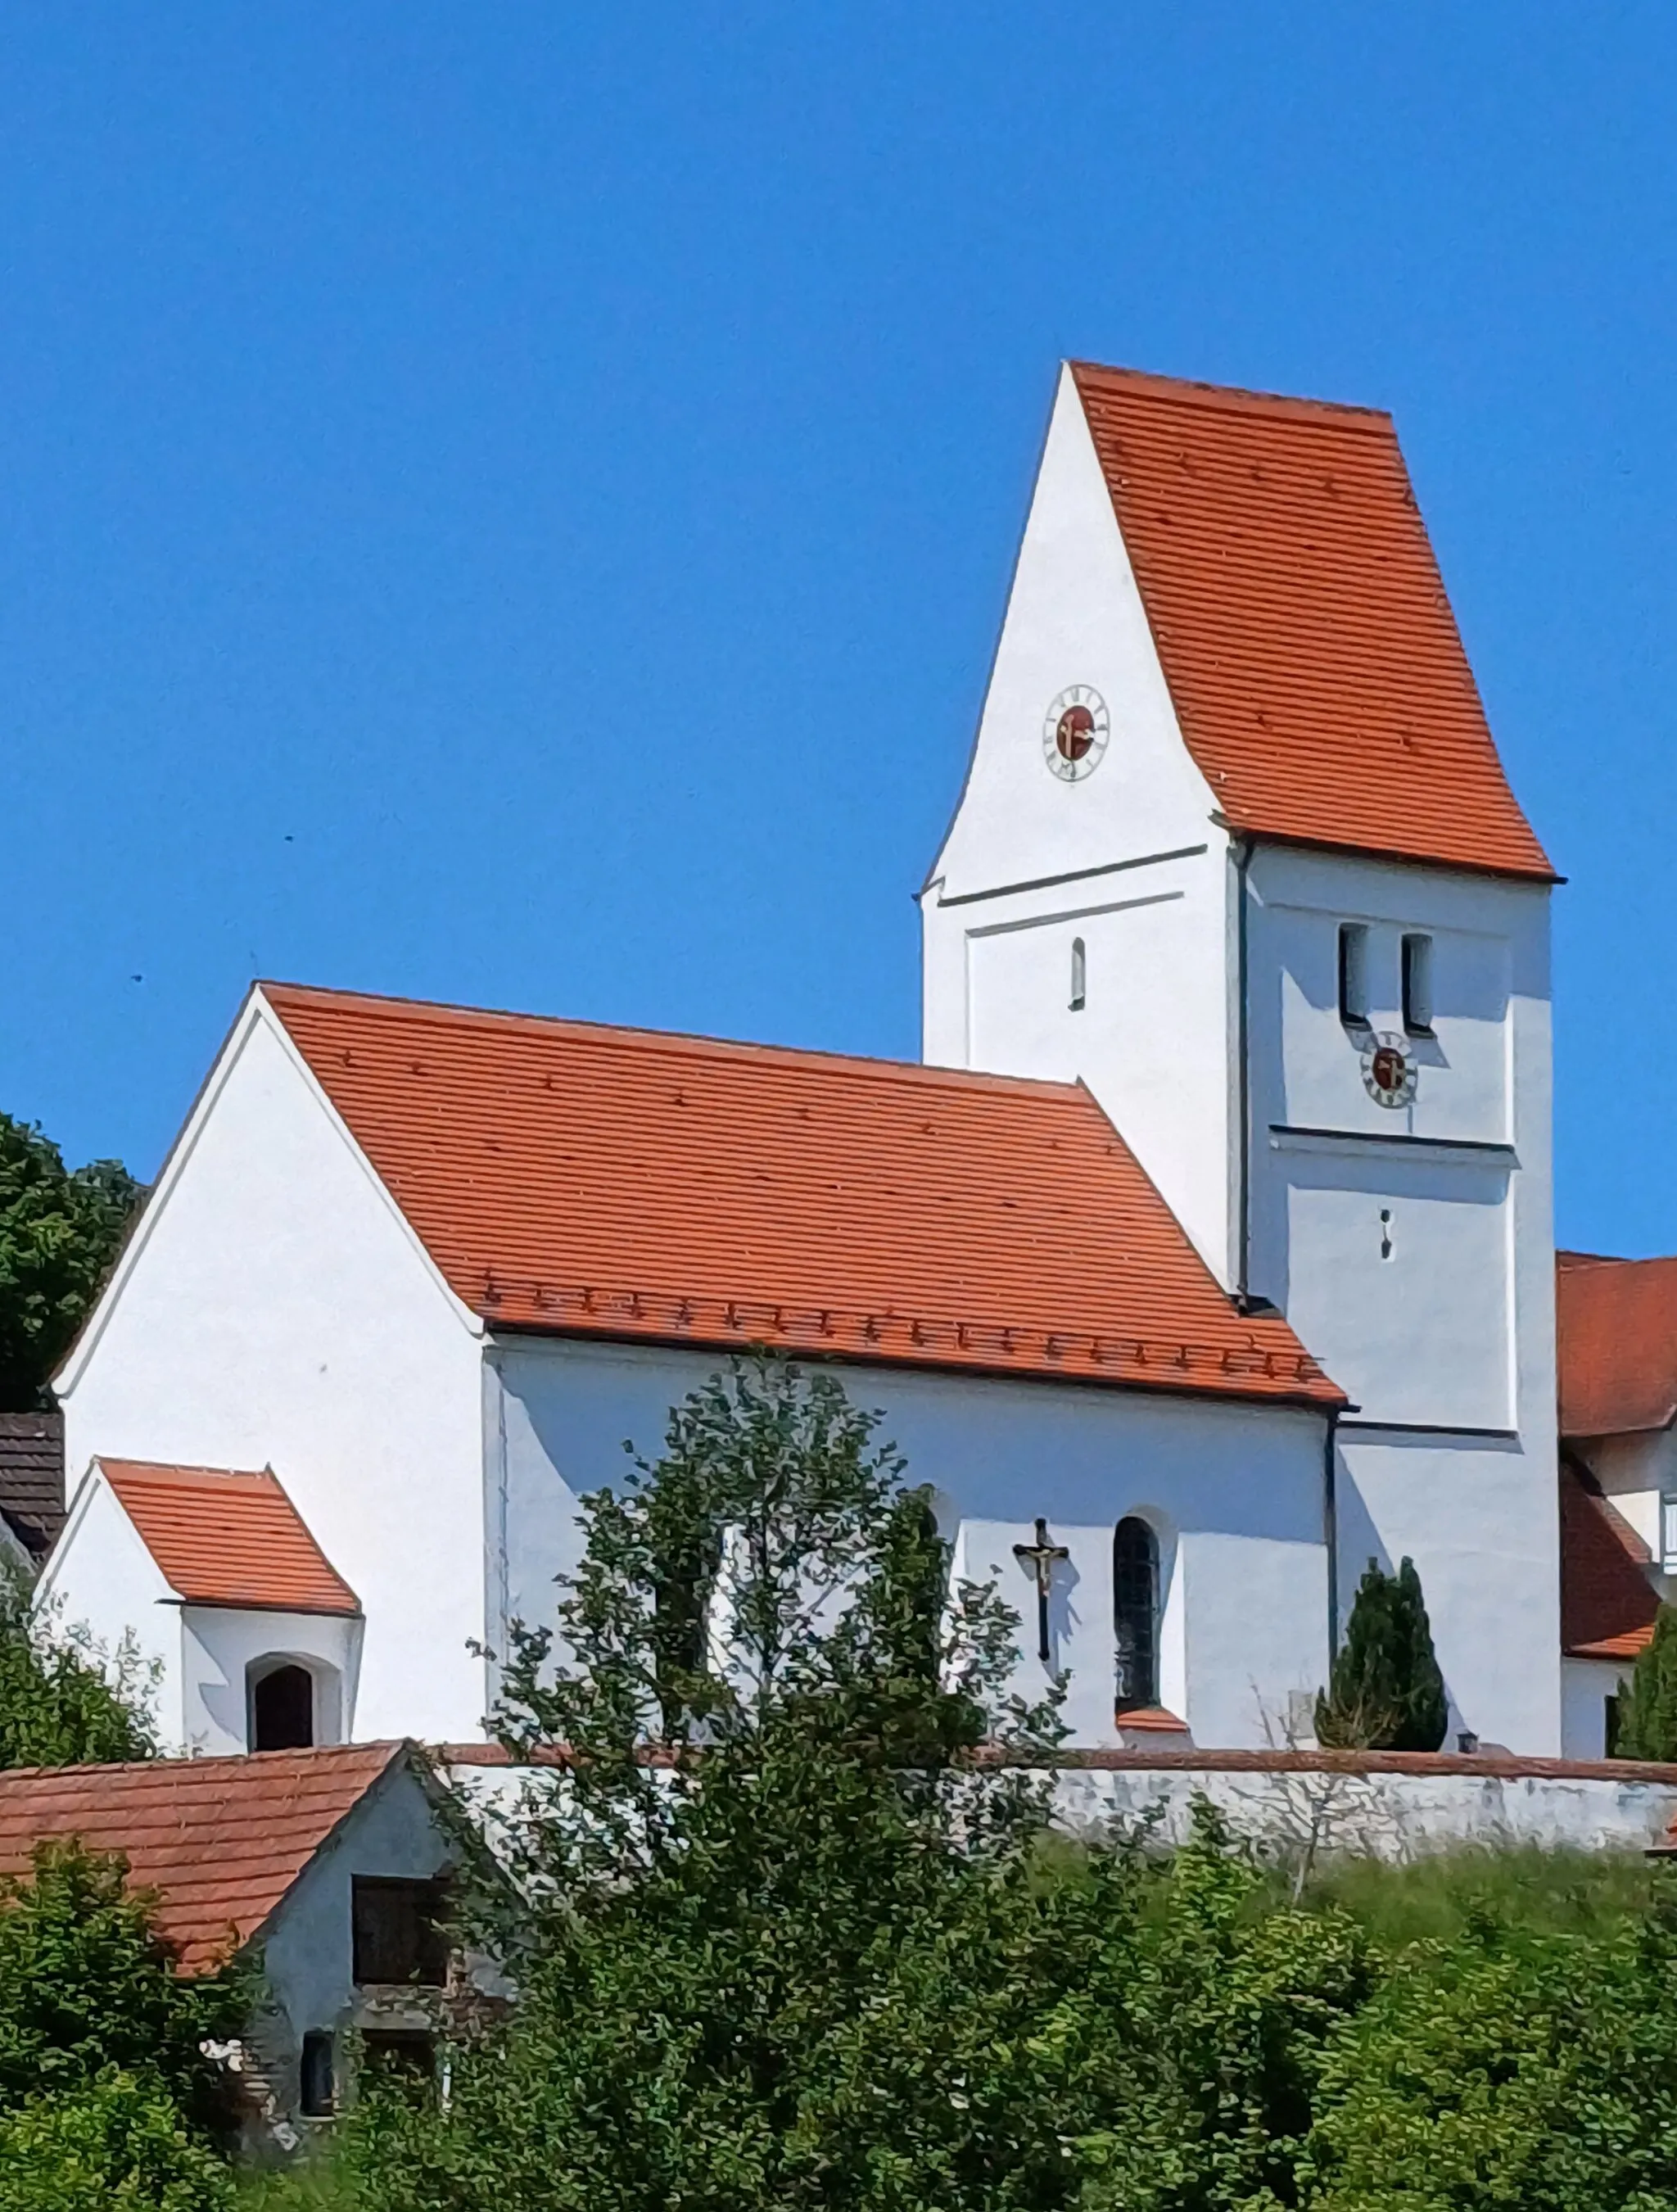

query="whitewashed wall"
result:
[920,364,1236,1282]
[1562,1656,1630,1761]
[487,1333,1333,1751]
[38,1469,182,1744]
[1578,1427,1677,1564]
[55,997,492,1743]
[182,1606,364,1757]
[1245,844,1559,1754]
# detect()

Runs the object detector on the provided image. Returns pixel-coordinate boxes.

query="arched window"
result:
[250,1662,314,1751]
[1069,936,1087,1012]
[1113,1518,1158,1712]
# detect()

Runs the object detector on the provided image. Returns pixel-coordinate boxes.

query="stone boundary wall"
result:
[441,1745,1677,1861]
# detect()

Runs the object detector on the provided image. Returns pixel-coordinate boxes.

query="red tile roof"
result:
[1557,1251,1677,1439]
[97,1461,359,1617]
[0,1744,407,1972]
[1070,363,1554,883]
[264,983,1341,1407]
[1559,1459,1661,1662]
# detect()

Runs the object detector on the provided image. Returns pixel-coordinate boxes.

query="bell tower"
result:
[922,360,1562,1752]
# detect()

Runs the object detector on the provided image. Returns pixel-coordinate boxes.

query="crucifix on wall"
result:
[1013,1517,1069,1665]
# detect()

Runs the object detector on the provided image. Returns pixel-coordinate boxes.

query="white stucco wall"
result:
[37,1468,182,1745]
[1562,1656,1631,1762]
[54,997,491,1743]
[182,1607,364,1757]
[1244,845,1559,1753]
[920,364,1235,1282]
[1576,1427,1677,1563]
[486,1332,1333,1751]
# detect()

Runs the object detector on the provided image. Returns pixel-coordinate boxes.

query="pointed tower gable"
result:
[1069,362,1553,881]
[924,364,1223,903]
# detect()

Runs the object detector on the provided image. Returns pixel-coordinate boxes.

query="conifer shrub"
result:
[1314,1554,1449,1752]
[1611,1601,1677,1761]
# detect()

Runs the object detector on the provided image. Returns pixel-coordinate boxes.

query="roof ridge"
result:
[259,980,1092,1101]
[1069,358,1392,428]
[0,1741,407,1786]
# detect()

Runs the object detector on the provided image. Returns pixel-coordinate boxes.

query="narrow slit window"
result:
[1069,936,1087,1012]
[300,2031,335,2119]
[1402,933,1434,1034]
[1337,923,1369,1028]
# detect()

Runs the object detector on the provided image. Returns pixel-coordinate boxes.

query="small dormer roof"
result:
[93,1459,359,1617]
[1069,361,1554,882]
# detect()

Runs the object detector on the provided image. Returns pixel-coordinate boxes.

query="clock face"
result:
[1042,685,1110,782]
[1361,1031,1417,1110]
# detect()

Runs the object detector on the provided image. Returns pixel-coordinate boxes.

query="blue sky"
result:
[2,7,1674,1255]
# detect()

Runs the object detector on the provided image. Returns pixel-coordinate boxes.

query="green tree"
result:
[0,1567,156,1769]
[0,2070,234,2211]
[1316,1555,1449,1752]
[0,1115,142,1411]
[0,1840,246,2140]
[344,1358,1073,2212]
[1301,1894,1677,2210]
[1611,1602,1677,1761]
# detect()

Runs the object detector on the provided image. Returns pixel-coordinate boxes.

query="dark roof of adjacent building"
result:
[260,981,1343,1409]
[1559,1457,1660,1662]
[0,1742,412,1973]
[1557,1250,1677,1439]
[0,1411,66,1559]
[1069,362,1554,883]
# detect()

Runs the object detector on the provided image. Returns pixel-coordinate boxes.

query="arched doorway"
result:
[249,1661,315,1751]
[1113,1517,1159,1713]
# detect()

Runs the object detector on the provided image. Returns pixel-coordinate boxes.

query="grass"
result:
[1304,1839,1670,1947]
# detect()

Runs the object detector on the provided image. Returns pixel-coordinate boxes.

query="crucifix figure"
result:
[1013,1516,1069,1665]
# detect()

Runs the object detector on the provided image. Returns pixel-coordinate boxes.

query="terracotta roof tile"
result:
[96,1461,359,1616]
[263,983,1342,1407]
[1557,1251,1677,1439]
[1070,362,1553,882]
[1559,1459,1660,1661]
[0,1744,405,1971]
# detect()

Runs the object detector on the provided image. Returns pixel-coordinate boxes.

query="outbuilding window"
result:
[1113,1517,1159,1713]
[299,2030,335,2119]
[352,1877,450,1988]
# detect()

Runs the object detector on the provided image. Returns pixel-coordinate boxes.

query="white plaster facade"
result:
[922,364,1561,1753]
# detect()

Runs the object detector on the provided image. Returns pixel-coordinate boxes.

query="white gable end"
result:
[54,998,492,1744]
[924,362,1218,906]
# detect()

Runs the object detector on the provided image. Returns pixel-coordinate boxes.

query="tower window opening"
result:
[1402,933,1434,1034]
[249,1662,314,1752]
[1337,923,1369,1028]
[1113,1516,1159,1713]
[1069,936,1087,1012]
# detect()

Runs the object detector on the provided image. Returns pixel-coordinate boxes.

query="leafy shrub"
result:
[0,2070,233,2211]
[0,1567,157,1771]
[0,1840,246,2142]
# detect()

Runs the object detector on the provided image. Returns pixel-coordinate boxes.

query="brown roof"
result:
[96,1461,359,1616]
[264,982,1341,1406]
[0,1743,407,1972]
[1557,1251,1677,1439]
[0,1411,66,1558]
[1070,362,1554,882]
[1559,1459,1661,1662]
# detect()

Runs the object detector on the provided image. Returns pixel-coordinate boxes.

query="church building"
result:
[43,363,1572,1757]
